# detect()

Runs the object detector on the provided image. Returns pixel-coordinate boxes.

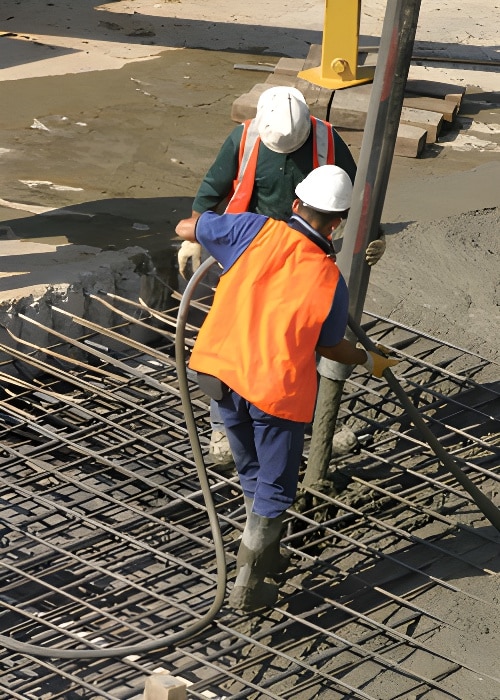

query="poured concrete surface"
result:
[0,2,499,697]
[1,2,499,357]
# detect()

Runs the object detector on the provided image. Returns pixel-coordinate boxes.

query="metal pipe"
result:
[303,0,422,489]
[337,0,422,312]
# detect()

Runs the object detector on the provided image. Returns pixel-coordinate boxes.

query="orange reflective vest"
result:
[225,116,336,214]
[189,217,341,422]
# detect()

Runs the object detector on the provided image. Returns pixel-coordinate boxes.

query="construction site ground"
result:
[0,0,499,360]
[0,1,499,699]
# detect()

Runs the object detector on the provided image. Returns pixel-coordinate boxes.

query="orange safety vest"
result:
[225,116,336,214]
[189,217,341,422]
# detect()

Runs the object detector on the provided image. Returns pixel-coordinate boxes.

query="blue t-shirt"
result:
[195,211,349,347]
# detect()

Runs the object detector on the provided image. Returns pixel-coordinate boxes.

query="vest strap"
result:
[227,117,336,213]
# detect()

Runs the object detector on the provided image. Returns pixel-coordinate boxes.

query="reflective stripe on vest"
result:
[311,116,335,168]
[189,218,340,422]
[225,117,336,214]
[225,119,261,213]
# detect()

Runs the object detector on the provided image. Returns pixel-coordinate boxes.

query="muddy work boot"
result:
[243,497,290,579]
[208,430,234,466]
[229,511,286,612]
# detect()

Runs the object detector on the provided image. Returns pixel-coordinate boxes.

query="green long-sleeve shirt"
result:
[192,122,357,222]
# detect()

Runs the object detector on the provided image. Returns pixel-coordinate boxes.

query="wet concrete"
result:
[0,48,262,261]
[1,48,499,260]
[1,45,499,358]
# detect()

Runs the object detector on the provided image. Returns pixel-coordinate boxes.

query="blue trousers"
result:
[217,390,305,518]
[210,398,225,431]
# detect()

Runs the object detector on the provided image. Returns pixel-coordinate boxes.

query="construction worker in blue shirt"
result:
[176,164,397,612]
[177,86,386,465]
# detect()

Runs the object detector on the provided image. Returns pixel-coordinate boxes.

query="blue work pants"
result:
[210,398,225,431]
[217,390,305,518]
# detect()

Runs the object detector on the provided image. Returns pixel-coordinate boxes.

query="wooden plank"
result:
[330,82,458,125]
[233,63,274,73]
[264,72,297,87]
[274,57,305,76]
[444,93,464,108]
[402,95,458,122]
[144,674,187,700]
[328,82,372,129]
[329,102,367,130]
[399,106,443,143]
[330,77,458,128]
[337,124,427,158]
[405,76,466,101]
[328,82,439,150]
[395,124,428,157]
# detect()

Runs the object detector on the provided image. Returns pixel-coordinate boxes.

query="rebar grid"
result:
[0,288,499,700]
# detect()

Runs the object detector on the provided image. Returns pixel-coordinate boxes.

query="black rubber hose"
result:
[349,314,500,532]
[0,256,227,658]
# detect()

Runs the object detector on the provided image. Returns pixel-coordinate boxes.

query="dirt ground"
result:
[0,2,499,695]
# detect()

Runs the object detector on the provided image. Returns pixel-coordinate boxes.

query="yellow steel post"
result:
[298,0,375,89]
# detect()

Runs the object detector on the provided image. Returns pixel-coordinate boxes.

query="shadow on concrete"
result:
[0,4,322,67]
[2,3,500,76]
[0,36,77,70]
[0,197,192,302]
[0,195,191,244]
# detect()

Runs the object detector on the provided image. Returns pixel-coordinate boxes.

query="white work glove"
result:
[361,343,399,377]
[178,240,201,279]
[365,233,386,266]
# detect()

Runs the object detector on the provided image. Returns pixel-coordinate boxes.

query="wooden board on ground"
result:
[273,57,305,76]
[337,124,427,158]
[402,95,458,122]
[405,75,467,108]
[231,43,465,157]
[330,81,450,134]
[391,123,427,157]
[398,106,442,143]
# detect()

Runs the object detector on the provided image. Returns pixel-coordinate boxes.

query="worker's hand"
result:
[178,240,201,279]
[362,347,399,377]
[365,233,386,266]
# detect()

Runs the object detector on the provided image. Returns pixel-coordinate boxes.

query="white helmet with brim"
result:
[255,86,311,154]
[295,164,353,213]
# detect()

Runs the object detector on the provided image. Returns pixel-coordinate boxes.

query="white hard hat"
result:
[295,165,353,213]
[255,86,311,154]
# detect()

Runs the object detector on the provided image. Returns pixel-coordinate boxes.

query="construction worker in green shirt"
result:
[177,86,386,465]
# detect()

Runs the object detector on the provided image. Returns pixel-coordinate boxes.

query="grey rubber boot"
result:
[243,497,290,578]
[228,511,286,612]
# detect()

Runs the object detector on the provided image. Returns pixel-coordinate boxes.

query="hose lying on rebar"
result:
[349,314,500,532]
[0,256,227,659]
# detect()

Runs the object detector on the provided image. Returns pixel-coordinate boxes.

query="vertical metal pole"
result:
[302,0,422,491]
[338,0,422,319]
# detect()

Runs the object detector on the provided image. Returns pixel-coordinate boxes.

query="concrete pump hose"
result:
[0,256,227,659]
[348,314,500,532]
